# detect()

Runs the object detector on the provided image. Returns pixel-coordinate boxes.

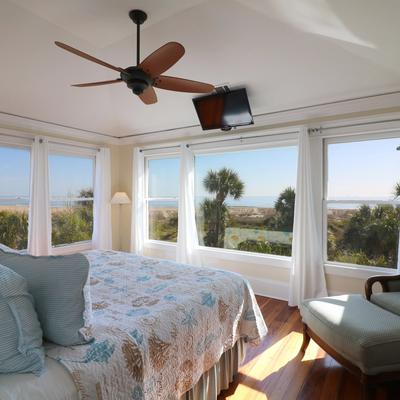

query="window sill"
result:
[324,262,397,279]
[51,241,93,255]
[144,240,291,268]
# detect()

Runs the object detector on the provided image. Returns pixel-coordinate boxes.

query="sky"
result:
[148,146,299,201]
[2,137,400,202]
[328,137,400,200]
[0,147,93,198]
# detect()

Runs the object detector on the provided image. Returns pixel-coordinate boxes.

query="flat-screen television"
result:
[193,88,253,131]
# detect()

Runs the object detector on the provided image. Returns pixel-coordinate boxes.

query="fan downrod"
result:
[129,9,147,25]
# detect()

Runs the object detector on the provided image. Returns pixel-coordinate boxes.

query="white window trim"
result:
[144,239,292,268]
[48,149,96,254]
[51,240,93,255]
[322,129,400,272]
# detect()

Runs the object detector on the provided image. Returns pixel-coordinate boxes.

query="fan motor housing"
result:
[120,67,153,95]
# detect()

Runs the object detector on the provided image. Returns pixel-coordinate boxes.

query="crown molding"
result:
[2,89,400,147]
[0,111,119,146]
[118,89,400,145]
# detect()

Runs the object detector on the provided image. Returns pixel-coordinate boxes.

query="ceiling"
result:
[1,0,400,139]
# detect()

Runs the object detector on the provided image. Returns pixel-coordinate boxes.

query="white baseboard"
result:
[246,276,289,301]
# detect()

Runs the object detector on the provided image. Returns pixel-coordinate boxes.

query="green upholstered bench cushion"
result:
[371,292,400,316]
[299,294,400,375]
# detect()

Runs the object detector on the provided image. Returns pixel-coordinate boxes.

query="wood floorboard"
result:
[218,296,400,400]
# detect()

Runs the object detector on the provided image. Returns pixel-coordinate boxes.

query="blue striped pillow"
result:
[0,264,45,375]
[0,250,92,346]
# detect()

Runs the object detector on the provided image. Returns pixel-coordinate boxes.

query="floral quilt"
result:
[46,250,267,400]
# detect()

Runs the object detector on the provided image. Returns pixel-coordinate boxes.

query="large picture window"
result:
[49,153,94,247]
[0,145,30,250]
[146,157,180,242]
[194,145,298,256]
[325,136,400,269]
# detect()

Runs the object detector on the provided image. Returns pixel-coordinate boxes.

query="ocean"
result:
[1,196,398,210]
[0,196,90,208]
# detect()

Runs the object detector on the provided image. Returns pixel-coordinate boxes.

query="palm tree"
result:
[273,187,296,232]
[200,168,244,247]
[395,182,400,198]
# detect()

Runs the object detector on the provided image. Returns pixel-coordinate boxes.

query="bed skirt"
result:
[181,338,246,400]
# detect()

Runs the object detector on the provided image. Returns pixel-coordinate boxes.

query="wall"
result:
[111,146,133,251]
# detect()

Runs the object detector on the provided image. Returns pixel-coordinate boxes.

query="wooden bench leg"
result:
[362,375,375,400]
[300,323,310,353]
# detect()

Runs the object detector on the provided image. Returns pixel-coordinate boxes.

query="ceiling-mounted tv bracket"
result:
[215,85,231,94]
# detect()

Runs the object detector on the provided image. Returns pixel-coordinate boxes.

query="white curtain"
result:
[28,137,51,256]
[289,128,327,306]
[92,148,112,250]
[130,148,145,255]
[177,145,201,265]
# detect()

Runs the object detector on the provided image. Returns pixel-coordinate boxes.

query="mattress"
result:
[0,357,78,400]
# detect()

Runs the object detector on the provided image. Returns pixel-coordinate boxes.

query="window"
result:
[325,136,400,269]
[146,157,180,242]
[49,153,94,247]
[0,146,30,250]
[194,145,298,256]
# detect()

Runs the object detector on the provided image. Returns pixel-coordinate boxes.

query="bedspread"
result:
[46,250,267,400]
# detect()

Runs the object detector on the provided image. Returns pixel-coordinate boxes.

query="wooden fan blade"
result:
[55,41,124,73]
[139,86,157,105]
[71,79,122,87]
[139,42,185,78]
[154,76,214,93]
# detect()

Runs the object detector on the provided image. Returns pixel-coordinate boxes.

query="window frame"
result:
[0,141,31,251]
[142,135,299,264]
[48,144,97,253]
[192,139,298,258]
[322,130,400,272]
[144,152,180,245]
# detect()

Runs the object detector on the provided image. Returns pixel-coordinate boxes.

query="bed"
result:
[0,250,267,400]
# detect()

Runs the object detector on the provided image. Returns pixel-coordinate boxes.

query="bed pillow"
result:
[0,250,92,346]
[0,264,45,375]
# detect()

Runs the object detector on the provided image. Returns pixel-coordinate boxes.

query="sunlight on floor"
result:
[242,332,325,379]
[222,332,327,399]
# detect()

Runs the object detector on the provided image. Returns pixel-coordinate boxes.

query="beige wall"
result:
[110,145,133,251]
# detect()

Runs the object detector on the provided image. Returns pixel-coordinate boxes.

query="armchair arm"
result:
[365,274,400,300]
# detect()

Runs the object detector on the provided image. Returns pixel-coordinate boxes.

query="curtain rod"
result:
[140,130,299,153]
[0,132,101,151]
[0,132,34,142]
[310,117,400,134]
[187,131,298,148]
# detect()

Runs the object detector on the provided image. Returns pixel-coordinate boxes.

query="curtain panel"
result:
[289,128,327,306]
[28,137,51,256]
[131,148,145,255]
[92,147,112,250]
[177,145,201,265]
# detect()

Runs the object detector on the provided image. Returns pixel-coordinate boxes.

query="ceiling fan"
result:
[55,9,214,105]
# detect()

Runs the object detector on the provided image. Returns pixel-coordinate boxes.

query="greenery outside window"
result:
[325,136,400,269]
[146,156,180,242]
[49,153,95,247]
[0,145,30,250]
[194,145,298,256]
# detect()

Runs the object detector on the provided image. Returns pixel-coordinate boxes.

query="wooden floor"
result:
[218,296,400,400]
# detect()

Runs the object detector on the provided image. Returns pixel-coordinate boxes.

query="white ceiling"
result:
[1,0,400,138]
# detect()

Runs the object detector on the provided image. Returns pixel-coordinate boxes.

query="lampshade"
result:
[111,192,131,205]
